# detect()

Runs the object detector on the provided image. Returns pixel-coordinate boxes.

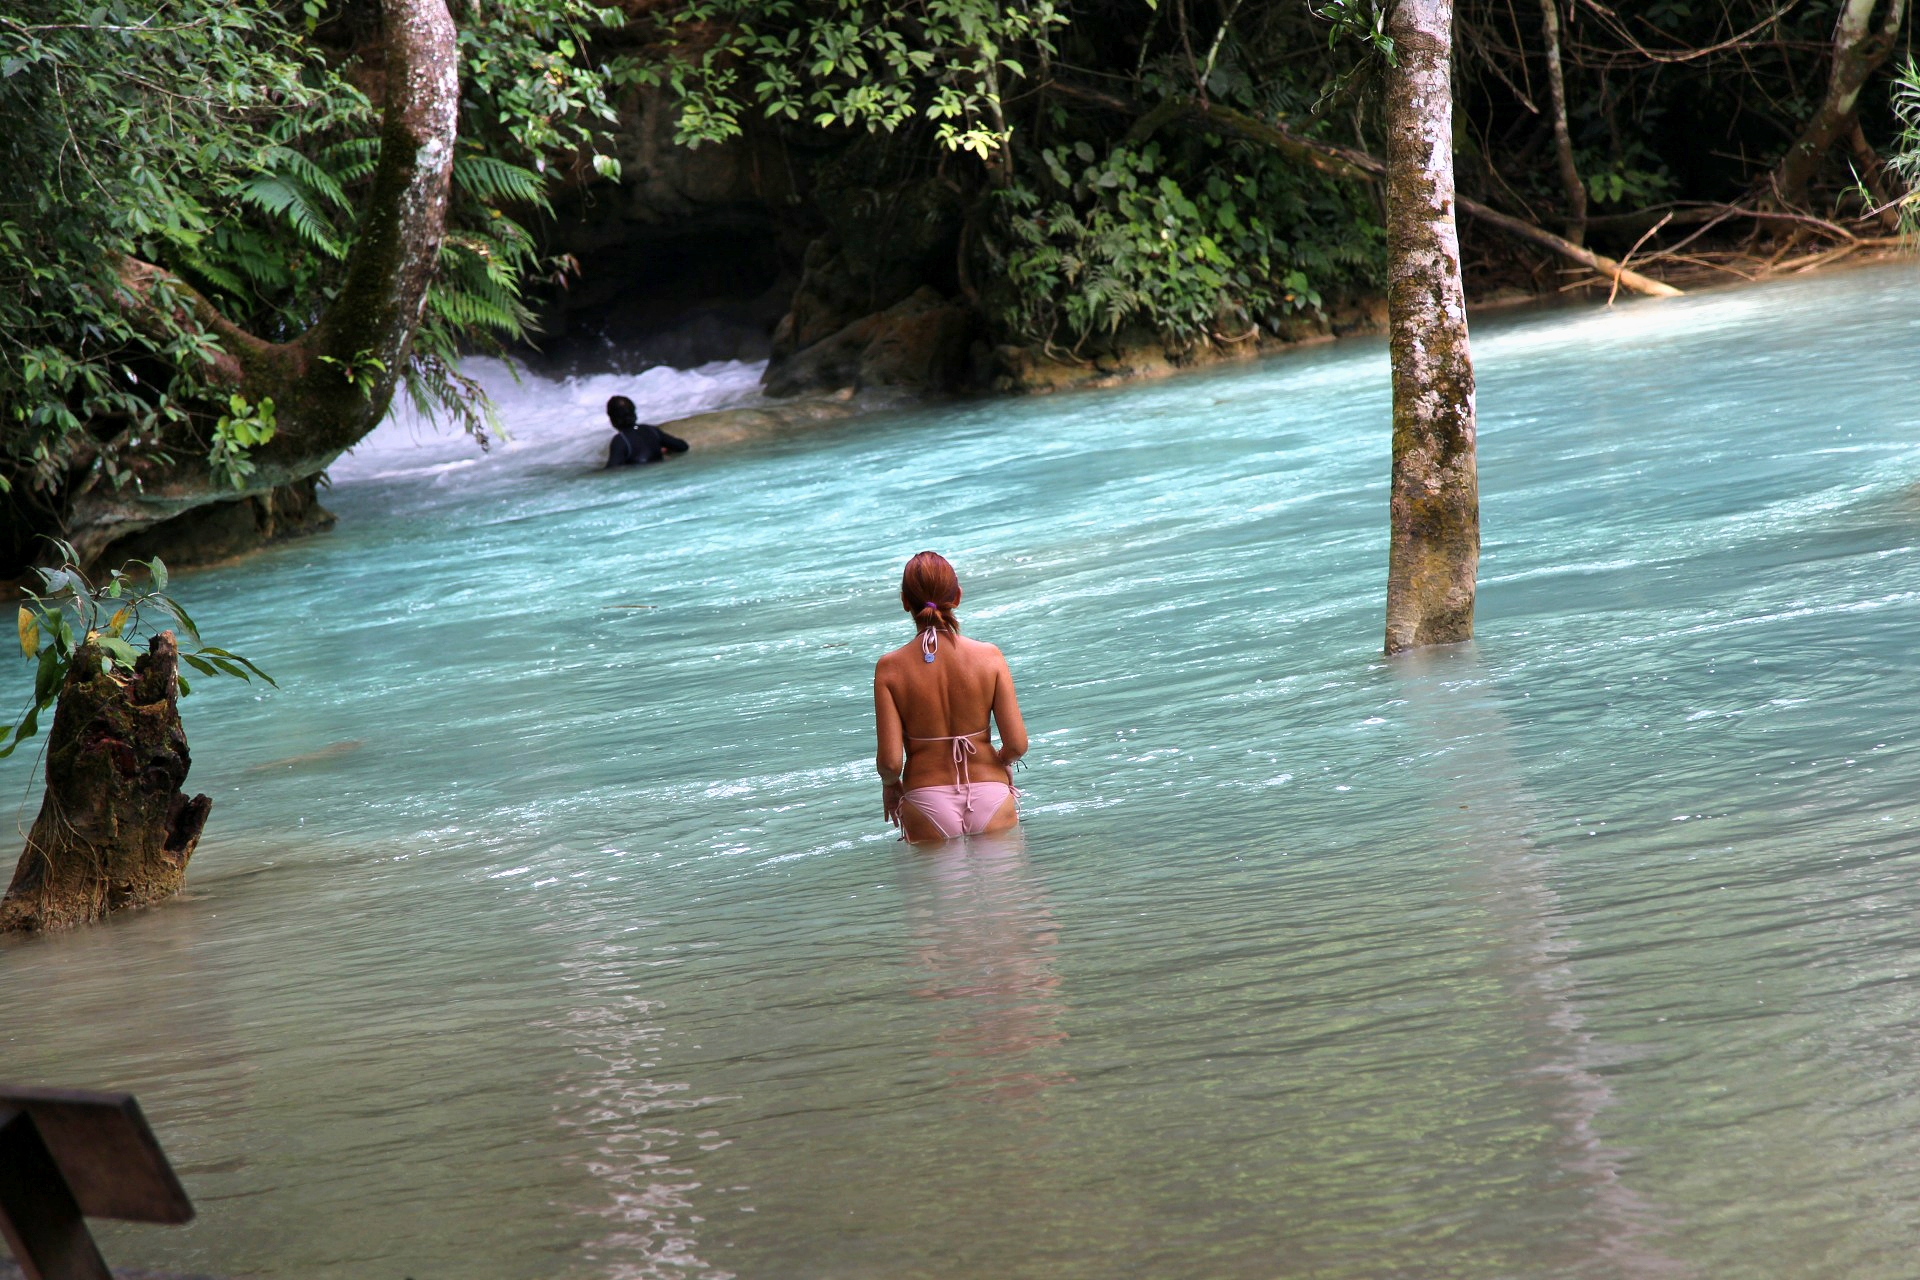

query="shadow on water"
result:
[1391,645,1692,1280]
[894,831,1073,1106]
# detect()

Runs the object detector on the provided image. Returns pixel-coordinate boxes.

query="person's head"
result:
[900,551,961,634]
[607,395,637,431]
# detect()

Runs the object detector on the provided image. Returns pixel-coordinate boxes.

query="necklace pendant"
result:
[923,651,936,663]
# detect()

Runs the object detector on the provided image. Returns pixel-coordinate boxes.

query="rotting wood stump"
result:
[0,633,210,933]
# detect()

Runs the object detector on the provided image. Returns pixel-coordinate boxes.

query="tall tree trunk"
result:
[1382,0,1479,655]
[1773,0,1908,207]
[67,0,460,564]
[0,634,210,933]
[1539,0,1587,244]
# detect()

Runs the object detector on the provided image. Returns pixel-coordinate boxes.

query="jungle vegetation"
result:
[1,0,1916,579]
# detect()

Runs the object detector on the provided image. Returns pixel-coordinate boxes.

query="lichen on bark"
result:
[1382,0,1479,655]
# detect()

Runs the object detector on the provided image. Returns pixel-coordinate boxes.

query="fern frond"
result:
[454,154,549,209]
[257,144,351,212]
[238,174,345,259]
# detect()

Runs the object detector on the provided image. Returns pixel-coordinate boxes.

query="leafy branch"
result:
[3,539,272,758]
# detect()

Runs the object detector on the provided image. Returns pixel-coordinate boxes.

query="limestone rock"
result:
[100,477,335,571]
[763,287,974,398]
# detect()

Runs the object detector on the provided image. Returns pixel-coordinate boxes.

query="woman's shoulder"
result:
[874,638,921,672]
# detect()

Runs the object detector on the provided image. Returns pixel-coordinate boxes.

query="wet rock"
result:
[657,390,890,451]
[763,287,975,398]
[99,477,335,572]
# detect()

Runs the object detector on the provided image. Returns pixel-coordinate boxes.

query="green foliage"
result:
[1887,60,1920,234]
[1310,0,1395,61]
[0,0,639,514]
[3,540,272,759]
[990,139,1383,351]
[0,0,311,502]
[210,393,277,490]
[661,0,1068,161]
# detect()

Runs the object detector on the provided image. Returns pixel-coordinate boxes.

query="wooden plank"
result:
[0,1091,191,1226]
[0,1107,112,1280]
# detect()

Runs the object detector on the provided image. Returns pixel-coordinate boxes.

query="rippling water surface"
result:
[6,266,1920,1279]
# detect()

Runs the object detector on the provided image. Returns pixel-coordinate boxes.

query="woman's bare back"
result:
[873,633,1021,791]
[874,552,1029,842]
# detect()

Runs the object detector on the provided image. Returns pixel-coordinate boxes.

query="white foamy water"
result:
[329,357,767,488]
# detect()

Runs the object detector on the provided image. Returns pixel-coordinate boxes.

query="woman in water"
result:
[874,552,1028,842]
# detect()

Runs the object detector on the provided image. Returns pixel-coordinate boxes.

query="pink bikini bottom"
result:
[900,783,1015,839]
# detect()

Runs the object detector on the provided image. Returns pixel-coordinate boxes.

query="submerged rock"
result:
[658,389,884,450]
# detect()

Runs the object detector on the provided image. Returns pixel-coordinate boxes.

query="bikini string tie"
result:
[945,732,978,816]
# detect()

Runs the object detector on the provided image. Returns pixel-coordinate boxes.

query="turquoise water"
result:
[5,265,1920,1278]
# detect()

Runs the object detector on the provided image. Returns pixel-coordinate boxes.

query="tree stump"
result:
[0,633,210,933]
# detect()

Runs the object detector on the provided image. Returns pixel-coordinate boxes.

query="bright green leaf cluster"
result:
[3,539,273,759]
[990,139,1383,351]
[660,0,1068,163]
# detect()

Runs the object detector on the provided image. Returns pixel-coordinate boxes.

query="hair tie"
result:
[921,601,943,612]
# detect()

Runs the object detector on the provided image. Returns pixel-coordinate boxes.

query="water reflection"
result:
[543,941,737,1280]
[895,832,1072,1104]
[1394,648,1688,1279]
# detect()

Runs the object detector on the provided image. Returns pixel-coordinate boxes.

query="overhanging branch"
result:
[1049,82,1684,299]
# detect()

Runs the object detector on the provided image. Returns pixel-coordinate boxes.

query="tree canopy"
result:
[2,0,1916,577]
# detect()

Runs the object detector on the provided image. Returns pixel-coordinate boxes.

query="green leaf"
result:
[33,650,62,706]
[7,701,42,753]
[97,635,139,668]
[196,646,276,687]
[149,556,168,592]
[181,654,217,677]
[154,594,198,644]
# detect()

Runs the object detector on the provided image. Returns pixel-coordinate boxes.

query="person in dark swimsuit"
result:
[605,394,690,467]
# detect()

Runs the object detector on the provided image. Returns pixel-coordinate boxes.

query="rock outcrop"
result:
[100,477,336,571]
[763,287,976,398]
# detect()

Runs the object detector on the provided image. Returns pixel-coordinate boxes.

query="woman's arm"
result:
[991,649,1028,769]
[874,665,906,825]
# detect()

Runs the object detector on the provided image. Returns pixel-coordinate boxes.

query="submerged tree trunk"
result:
[1539,0,1587,244]
[0,634,210,933]
[66,0,460,564]
[1382,0,1479,655]
[1773,0,1908,207]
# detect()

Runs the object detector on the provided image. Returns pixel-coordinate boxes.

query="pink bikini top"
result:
[906,727,989,790]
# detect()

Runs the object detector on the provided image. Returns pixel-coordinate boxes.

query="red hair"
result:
[900,551,961,634]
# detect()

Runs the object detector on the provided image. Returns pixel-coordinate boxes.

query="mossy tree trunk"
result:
[0,634,210,933]
[1772,0,1908,207]
[1382,0,1479,655]
[67,0,460,565]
